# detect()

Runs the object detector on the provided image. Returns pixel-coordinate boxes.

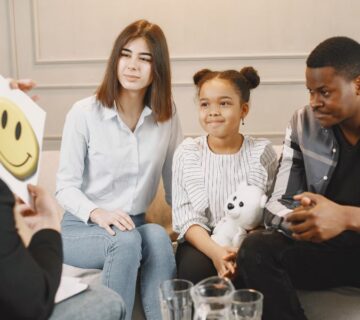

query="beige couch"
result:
[33,149,360,320]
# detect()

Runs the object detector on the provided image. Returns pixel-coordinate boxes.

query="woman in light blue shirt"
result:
[56,20,183,320]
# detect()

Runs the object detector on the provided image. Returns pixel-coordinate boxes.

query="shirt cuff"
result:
[77,202,98,224]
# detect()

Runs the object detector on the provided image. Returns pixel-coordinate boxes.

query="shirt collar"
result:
[101,103,118,121]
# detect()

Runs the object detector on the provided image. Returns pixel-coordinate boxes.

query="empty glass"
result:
[191,276,235,320]
[159,279,193,320]
[231,289,263,320]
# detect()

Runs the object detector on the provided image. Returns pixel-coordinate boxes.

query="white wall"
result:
[2,0,360,149]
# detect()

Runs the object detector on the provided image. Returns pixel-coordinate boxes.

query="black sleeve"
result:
[0,179,63,320]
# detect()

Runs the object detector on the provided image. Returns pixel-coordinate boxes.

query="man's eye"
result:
[321,91,330,97]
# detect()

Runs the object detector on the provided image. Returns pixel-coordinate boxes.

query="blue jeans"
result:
[50,284,126,320]
[61,212,176,320]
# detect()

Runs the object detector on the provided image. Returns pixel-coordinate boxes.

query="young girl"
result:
[172,67,278,284]
[56,20,183,320]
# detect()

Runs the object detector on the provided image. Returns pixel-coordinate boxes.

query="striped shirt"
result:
[172,135,278,241]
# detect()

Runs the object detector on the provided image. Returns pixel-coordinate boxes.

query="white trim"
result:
[44,131,284,142]
[31,1,308,65]
[8,0,19,78]
[35,79,305,90]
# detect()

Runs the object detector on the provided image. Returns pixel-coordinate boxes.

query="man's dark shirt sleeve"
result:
[0,179,63,320]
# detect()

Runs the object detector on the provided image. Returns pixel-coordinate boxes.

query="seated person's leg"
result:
[61,212,142,320]
[237,230,360,320]
[176,241,217,284]
[50,284,126,320]
[136,223,176,320]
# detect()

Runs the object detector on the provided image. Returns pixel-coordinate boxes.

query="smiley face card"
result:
[0,75,46,203]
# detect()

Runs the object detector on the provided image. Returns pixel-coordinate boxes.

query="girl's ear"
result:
[240,102,249,119]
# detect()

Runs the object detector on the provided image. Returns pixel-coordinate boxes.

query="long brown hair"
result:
[96,20,172,122]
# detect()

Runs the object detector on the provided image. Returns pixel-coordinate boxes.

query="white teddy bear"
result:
[211,182,267,248]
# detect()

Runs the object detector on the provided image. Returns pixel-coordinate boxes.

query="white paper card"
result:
[55,276,88,304]
[0,75,46,203]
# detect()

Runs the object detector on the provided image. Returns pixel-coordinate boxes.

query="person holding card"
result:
[0,79,126,320]
[56,19,183,320]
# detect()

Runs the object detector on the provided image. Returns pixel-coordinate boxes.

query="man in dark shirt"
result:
[236,37,360,320]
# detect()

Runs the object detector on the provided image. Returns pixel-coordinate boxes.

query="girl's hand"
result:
[211,246,237,278]
[90,208,135,235]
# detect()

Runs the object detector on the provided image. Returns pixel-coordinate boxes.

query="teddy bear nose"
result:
[227,203,235,210]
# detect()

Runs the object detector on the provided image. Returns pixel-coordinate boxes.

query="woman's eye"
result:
[120,52,131,58]
[140,56,152,62]
[200,103,208,108]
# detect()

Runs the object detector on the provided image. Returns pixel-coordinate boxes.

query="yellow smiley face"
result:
[0,97,39,180]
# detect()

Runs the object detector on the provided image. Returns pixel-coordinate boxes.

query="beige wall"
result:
[2,0,360,149]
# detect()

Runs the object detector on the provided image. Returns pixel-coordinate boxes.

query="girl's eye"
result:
[200,102,209,108]
[220,101,231,107]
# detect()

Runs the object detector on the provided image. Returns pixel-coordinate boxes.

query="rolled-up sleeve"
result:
[172,140,210,241]
[162,109,184,207]
[265,110,306,217]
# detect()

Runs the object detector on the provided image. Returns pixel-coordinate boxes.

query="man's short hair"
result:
[306,36,360,80]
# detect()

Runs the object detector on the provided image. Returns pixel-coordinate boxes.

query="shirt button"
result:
[332,148,336,153]
[323,176,328,180]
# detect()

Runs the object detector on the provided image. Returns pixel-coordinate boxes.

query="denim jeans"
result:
[236,230,360,320]
[61,212,176,320]
[50,284,126,320]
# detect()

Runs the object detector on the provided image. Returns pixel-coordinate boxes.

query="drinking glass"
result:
[231,289,263,320]
[191,276,234,320]
[159,279,193,320]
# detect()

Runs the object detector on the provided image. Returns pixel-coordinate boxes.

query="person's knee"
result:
[237,231,277,268]
[141,223,172,249]
[107,229,142,259]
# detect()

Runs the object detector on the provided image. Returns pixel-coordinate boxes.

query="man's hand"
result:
[90,208,135,236]
[285,192,346,242]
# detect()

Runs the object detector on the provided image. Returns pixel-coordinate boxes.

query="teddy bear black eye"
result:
[1,110,7,129]
[15,121,22,140]
[233,196,237,201]
[239,201,244,207]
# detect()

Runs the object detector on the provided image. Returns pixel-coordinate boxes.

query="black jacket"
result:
[0,179,62,319]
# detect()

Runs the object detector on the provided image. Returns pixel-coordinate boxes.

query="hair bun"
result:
[240,66,260,89]
[193,69,212,85]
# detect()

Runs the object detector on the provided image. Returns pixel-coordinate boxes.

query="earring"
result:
[242,118,245,125]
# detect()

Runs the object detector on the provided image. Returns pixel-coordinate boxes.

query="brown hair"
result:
[96,20,172,122]
[193,67,260,102]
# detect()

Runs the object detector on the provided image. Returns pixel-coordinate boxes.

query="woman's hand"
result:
[90,208,135,235]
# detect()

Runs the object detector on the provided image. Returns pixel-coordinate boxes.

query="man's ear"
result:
[355,76,360,95]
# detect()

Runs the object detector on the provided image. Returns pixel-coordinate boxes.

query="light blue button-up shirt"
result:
[56,96,183,223]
